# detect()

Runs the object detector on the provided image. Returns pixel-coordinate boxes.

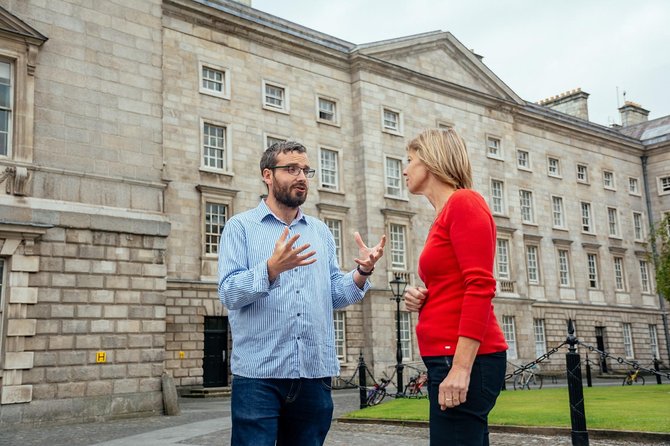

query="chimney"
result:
[618,101,649,127]
[538,88,590,121]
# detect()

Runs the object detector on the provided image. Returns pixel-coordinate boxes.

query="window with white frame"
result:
[385,156,404,197]
[649,325,660,360]
[639,260,651,293]
[623,323,634,359]
[534,319,547,357]
[319,148,339,191]
[552,196,565,228]
[526,245,540,284]
[333,311,346,360]
[603,170,615,190]
[659,176,670,195]
[496,238,510,280]
[607,207,620,237]
[317,96,338,125]
[587,253,599,289]
[581,202,593,233]
[613,256,626,291]
[0,61,12,157]
[263,81,288,112]
[266,135,286,149]
[199,63,230,99]
[382,107,402,134]
[628,177,640,195]
[633,212,644,241]
[502,315,517,360]
[399,312,412,360]
[486,136,502,159]
[389,223,407,269]
[576,164,589,183]
[203,122,227,171]
[517,149,530,170]
[519,190,534,224]
[557,249,571,287]
[325,218,344,268]
[204,202,228,255]
[547,157,561,177]
[490,179,505,214]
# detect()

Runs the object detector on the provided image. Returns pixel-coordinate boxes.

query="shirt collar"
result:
[255,199,308,225]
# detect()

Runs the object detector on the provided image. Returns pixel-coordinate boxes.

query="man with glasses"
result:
[218,141,386,446]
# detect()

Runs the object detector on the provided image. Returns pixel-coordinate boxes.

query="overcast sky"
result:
[252,0,670,127]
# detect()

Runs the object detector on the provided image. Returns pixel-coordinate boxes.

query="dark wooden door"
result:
[203,316,228,387]
[595,326,608,373]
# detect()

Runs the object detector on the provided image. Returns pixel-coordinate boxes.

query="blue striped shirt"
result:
[218,200,370,378]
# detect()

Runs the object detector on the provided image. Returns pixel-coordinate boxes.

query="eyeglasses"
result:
[269,165,316,178]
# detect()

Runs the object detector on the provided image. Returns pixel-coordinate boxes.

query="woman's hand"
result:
[404,286,428,312]
[438,365,470,410]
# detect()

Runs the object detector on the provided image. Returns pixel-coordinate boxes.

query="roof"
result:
[618,115,670,144]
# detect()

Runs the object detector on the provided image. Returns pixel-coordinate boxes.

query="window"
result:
[333,311,346,360]
[266,134,286,149]
[381,107,402,135]
[603,170,615,190]
[639,260,651,293]
[633,212,644,241]
[204,202,227,255]
[496,238,510,280]
[534,319,547,357]
[517,149,530,169]
[526,245,540,284]
[649,325,660,360]
[486,136,501,159]
[0,61,11,157]
[325,218,343,268]
[263,80,289,112]
[319,148,339,191]
[623,323,634,359]
[502,316,517,360]
[0,258,5,359]
[628,177,640,195]
[576,164,589,183]
[199,63,230,99]
[557,249,571,286]
[547,157,561,177]
[385,156,404,197]
[658,176,670,195]
[613,257,626,291]
[202,122,228,171]
[607,207,619,237]
[490,179,505,214]
[399,312,412,360]
[551,196,565,228]
[587,253,599,289]
[581,202,593,233]
[519,190,534,224]
[317,96,338,125]
[389,223,407,269]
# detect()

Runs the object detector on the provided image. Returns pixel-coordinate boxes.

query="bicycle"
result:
[512,364,543,390]
[622,368,645,386]
[404,370,428,398]
[366,369,396,406]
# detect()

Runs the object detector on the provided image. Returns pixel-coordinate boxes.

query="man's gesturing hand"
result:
[353,232,386,273]
[267,227,317,282]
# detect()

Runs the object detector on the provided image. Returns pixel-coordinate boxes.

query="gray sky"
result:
[252,0,670,127]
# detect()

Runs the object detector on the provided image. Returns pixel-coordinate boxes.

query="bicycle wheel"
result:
[367,388,386,406]
[512,374,522,390]
[635,375,645,385]
[535,374,543,390]
[623,376,632,386]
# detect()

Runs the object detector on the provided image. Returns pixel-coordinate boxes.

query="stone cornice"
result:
[316,203,350,214]
[196,184,238,198]
[380,208,416,219]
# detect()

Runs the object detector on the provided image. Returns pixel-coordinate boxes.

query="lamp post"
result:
[389,273,408,397]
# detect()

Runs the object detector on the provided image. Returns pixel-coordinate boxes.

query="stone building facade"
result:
[0,0,668,424]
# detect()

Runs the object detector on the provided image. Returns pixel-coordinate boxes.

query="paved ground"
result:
[0,388,664,446]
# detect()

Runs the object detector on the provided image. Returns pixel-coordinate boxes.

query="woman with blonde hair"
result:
[403,128,507,446]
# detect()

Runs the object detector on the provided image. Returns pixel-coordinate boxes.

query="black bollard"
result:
[654,357,662,385]
[358,352,368,409]
[585,353,592,388]
[566,319,589,446]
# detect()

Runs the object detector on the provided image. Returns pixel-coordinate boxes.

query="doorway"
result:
[595,326,608,373]
[203,316,229,387]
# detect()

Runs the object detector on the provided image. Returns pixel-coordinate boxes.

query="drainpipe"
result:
[641,155,670,361]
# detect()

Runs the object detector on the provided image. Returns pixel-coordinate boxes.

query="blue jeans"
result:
[423,351,506,446]
[230,375,334,446]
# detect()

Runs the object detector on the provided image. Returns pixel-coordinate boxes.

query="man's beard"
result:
[273,181,307,208]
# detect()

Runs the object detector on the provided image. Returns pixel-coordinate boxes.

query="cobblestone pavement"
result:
[0,389,663,446]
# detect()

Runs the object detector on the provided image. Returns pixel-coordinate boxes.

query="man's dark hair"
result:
[260,141,307,172]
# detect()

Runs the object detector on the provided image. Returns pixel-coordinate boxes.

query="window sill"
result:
[263,104,290,115]
[384,194,409,202]
[199,89,230,101]
[318,188,345,196]
[316,119,340,128]
[199,167,234,178]
[487,155,504,162]
[382,128,404,137]
[517,166,532,172]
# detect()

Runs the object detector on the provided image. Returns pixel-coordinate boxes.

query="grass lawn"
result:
[343,385,670,433]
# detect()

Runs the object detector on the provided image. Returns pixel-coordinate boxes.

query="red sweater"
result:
[416,189,508,357]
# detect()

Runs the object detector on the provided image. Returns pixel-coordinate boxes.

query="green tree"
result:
[650,213,670,303]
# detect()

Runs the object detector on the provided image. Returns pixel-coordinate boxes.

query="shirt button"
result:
[297,336,301,340]
[297,313,301,316]
[296,290,300,294]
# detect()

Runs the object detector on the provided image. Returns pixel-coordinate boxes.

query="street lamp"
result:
[389,273,408,397]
